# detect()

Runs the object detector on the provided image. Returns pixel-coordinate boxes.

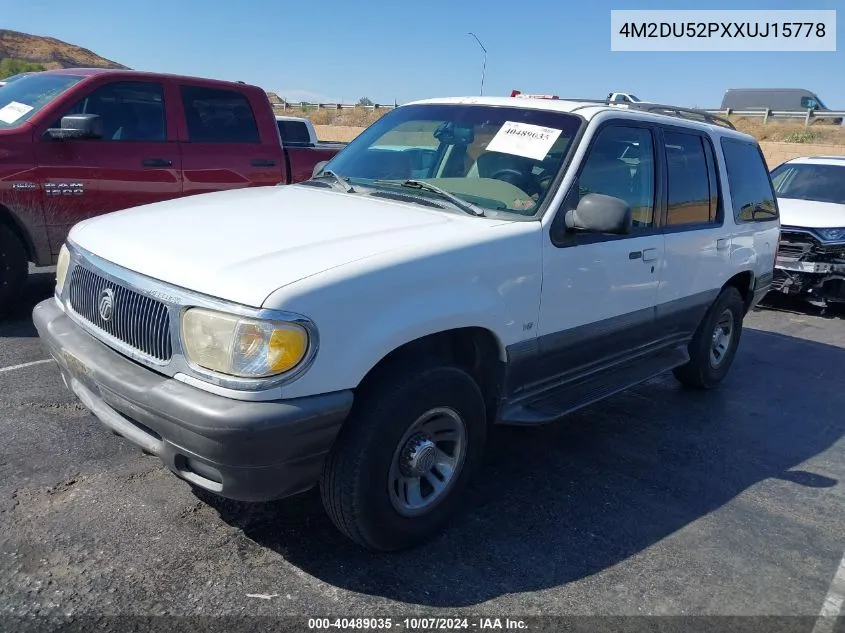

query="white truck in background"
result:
[275,115,347,150]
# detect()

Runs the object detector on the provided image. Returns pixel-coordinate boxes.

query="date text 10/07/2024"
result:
[307,618,529,630]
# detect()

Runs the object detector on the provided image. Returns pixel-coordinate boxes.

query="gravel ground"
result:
[1,271,844,631]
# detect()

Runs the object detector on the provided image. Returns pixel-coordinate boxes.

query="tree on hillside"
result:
[357,97,374,107]
[0,58,46,79]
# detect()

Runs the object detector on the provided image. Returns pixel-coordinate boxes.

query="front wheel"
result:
[320,361,487,551]
[673,286,745,389]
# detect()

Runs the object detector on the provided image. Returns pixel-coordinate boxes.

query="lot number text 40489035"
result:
[307,617,529,630]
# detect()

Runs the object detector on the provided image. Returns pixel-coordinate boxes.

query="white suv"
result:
[34,96,780,551]
[769,155,845,310]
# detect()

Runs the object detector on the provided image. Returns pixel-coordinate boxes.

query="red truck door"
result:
[176,83,284,196]
[33,79,182,255]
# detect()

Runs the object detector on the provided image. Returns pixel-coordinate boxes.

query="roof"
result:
[29,67,256,89]
[785,155,845,166]
[405,96,757,141]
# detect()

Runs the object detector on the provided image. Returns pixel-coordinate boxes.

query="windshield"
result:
[311,103,582,216]
[0,73,85,130]
[770,163,845,205]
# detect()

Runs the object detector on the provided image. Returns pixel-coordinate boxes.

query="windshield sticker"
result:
[486,121,563,161]
[0,101,34,124]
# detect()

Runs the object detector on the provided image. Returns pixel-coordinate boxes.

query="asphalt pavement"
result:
[1,270,844,630]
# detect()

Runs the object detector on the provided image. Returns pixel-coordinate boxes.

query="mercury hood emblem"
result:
[98,288,115,322]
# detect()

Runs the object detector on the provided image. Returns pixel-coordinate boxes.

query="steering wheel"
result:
[490,168,543,197]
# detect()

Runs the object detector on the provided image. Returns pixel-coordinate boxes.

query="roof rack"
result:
[622,103,736,129]
[507,92,736,130]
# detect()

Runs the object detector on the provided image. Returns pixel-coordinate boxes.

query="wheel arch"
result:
[0,203,36,262]
[356,327,506,423]
[723,269,755,312]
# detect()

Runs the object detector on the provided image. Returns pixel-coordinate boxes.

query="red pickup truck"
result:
[0,68,341,312]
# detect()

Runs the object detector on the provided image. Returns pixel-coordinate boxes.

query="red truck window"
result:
[180,86,260,144]
[53,81,167,142]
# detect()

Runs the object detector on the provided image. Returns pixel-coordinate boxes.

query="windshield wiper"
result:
[373,179,485,217]
[311,170,355,193]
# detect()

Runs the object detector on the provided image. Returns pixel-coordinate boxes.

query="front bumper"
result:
[773,264,845,303]
[33,298,353,502]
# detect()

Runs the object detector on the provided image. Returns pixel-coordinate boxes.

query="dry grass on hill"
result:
[274,106,387,128]
[729,118,845,144]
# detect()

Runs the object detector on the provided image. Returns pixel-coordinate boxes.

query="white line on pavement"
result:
[0,359,54,374]
[812,551,845,633]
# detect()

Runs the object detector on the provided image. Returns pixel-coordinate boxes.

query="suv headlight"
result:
[55,244,70,293]
[816,227,845,242]
[181,307,310,378]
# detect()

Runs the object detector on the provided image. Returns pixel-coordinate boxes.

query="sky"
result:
[6,0,843,108]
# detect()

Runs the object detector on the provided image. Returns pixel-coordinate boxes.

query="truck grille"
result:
[67,265,172,362]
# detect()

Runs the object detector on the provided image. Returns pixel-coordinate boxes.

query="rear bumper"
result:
[33,297,353,502]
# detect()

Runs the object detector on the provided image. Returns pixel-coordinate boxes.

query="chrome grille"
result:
[68,265,172,362]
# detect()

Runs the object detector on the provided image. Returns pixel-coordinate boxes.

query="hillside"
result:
[0,29,127,72]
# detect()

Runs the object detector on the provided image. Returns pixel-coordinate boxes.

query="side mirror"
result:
[312,160,329,178]
[565,193,632,234]
[46,114,103,140]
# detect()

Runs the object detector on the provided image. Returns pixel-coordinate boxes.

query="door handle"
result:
[717,238,729,251]
[628,251,642,260]
[142,158,172,167]
[642,248,659,262]
[251,158,276,167]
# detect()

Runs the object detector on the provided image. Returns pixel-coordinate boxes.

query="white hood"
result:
[777,197,845,229]
[68,185,503,307]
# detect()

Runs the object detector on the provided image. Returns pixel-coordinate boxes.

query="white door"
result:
[655,127,732,339]
[534,122,665,384]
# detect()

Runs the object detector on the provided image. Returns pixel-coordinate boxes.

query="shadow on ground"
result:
[1,269,55,337]
[199,327,845,607]
[758,293,845,320]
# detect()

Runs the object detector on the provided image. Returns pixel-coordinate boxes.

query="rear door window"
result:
[664,131,720,226]
[180,85,259,143]
[720,138,779,222]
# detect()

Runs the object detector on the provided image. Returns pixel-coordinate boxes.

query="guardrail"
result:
[702,109,845,126]
[267,99,844,127]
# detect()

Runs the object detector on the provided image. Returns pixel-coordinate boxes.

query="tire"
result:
[673,286,745,389]
[0,223,29,316]
[320,360,487,551]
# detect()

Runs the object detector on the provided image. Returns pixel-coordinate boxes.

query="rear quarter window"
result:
[719,137,779,223]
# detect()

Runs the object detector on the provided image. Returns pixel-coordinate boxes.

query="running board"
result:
[496,346,689,425]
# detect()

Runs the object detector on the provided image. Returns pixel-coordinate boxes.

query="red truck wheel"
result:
[0,223,28,316]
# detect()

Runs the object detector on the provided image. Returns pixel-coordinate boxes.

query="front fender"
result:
[281,282,530,399]
[266,222,543,399]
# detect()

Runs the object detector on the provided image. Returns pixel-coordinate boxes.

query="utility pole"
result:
[467,32,487,96]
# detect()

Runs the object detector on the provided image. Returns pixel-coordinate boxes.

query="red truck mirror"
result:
[46,114,104,140]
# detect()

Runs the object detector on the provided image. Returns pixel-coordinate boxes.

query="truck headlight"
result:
[55,244,70,292]
[181,307,310,378]
[816,227,845,242]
